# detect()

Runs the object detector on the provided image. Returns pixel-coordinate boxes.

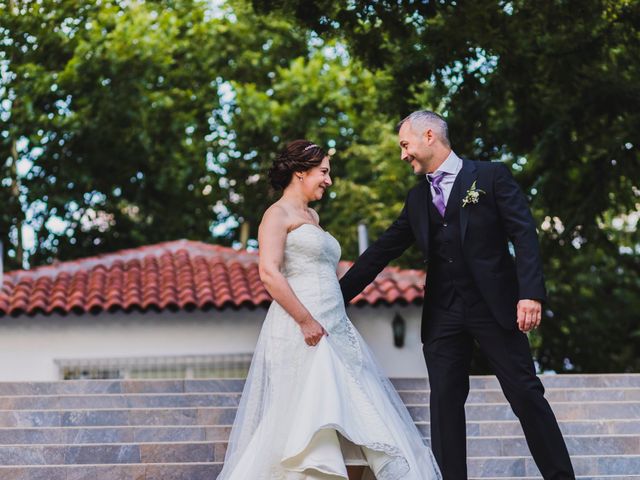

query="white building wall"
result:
[349,305,428,378]
[0,304,426,381]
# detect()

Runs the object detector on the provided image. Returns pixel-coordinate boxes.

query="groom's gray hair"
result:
[396,110,450,148]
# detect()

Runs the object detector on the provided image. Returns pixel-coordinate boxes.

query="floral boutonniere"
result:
[462,181,486,207]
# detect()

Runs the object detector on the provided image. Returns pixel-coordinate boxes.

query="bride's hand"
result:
[299,318,327,347]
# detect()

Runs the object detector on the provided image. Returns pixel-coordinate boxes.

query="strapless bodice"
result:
[281,223,341,279]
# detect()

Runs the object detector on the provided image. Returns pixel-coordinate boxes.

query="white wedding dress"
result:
[217,224,441,480]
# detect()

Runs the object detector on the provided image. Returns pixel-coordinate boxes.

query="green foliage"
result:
[2,0,225,267]
[1,0,638,371]
[323,120,423,266]
[252,0,640,372]
[213,42,424,265]
[253,0,640,229]
[214,46,405,244]
[537,211,640,372]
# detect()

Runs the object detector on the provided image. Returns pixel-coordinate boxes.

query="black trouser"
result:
[422,295,575,480]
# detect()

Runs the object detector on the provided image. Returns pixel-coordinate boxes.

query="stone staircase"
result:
[0,375,638,479]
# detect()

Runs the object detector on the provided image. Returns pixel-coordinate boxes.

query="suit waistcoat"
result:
[427,174,484,308]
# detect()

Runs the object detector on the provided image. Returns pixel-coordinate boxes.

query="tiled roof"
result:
[0,240,425,317]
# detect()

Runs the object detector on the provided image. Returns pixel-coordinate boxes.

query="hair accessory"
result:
[303,144,318,152]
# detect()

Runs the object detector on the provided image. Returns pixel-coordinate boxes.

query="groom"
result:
[340,111,575,479]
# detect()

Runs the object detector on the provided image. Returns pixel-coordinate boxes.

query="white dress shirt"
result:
[426,150,463,207]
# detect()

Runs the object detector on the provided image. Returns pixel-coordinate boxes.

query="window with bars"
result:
[55,353,253,380]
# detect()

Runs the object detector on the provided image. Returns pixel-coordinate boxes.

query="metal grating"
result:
[55,353,253,380]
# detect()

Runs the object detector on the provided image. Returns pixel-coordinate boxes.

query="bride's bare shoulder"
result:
[259,202,290,230]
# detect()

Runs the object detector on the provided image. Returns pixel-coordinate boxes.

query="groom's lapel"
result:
[458,159,477,246]
[418,179,430,248]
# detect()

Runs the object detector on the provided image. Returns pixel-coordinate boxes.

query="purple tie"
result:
[428,172,447,217]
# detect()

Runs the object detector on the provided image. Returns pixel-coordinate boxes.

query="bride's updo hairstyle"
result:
[268,140,326,190]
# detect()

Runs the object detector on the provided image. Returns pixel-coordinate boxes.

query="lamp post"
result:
[357,223,368,255]
[392,313,406,348]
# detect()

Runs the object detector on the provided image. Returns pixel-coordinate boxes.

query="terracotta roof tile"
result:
[0,239,425,317]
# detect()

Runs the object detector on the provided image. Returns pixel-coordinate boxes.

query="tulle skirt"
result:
[217,301,441,480]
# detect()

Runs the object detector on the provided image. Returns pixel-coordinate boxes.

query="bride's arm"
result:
[258,206,326,346]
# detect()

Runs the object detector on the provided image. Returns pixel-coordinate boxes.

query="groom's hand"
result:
[517,299,542,333]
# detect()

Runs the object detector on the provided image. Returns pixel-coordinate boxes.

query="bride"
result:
[217,140,441,480]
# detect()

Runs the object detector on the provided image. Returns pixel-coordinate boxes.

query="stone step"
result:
[2,419,639,445]
[0,387,637,410]
[463,418,640,436]
[402,401,640,422]
[470,478,640,480]
[2,455,638,478]
[0,463,219,480]
[0,400,637,427]
[0,426,232,444]
[0,407,238,428]
[465,435,640,457]
[0,379,244,396]
[399,387,640,403]
[0,376,636,477]
[0,393,242,410]
[1,418,639,445]
[0,436,637,465]
[395,375,640,390]
[467,455,640,477]
[0,374,638,395]
[0,442,222,465]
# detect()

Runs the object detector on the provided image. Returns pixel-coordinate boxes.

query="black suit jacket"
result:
[340,159,547,329]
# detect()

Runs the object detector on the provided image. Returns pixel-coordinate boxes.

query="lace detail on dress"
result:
[328,316,363,376]
[377,455,411,480]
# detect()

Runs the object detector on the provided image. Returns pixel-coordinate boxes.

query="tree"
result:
[209,34,428,265]
[251,0,640,229]
[1,0,231,267]
[1,0,374,266]
[2,0,638,371]
[251,0,640,372]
